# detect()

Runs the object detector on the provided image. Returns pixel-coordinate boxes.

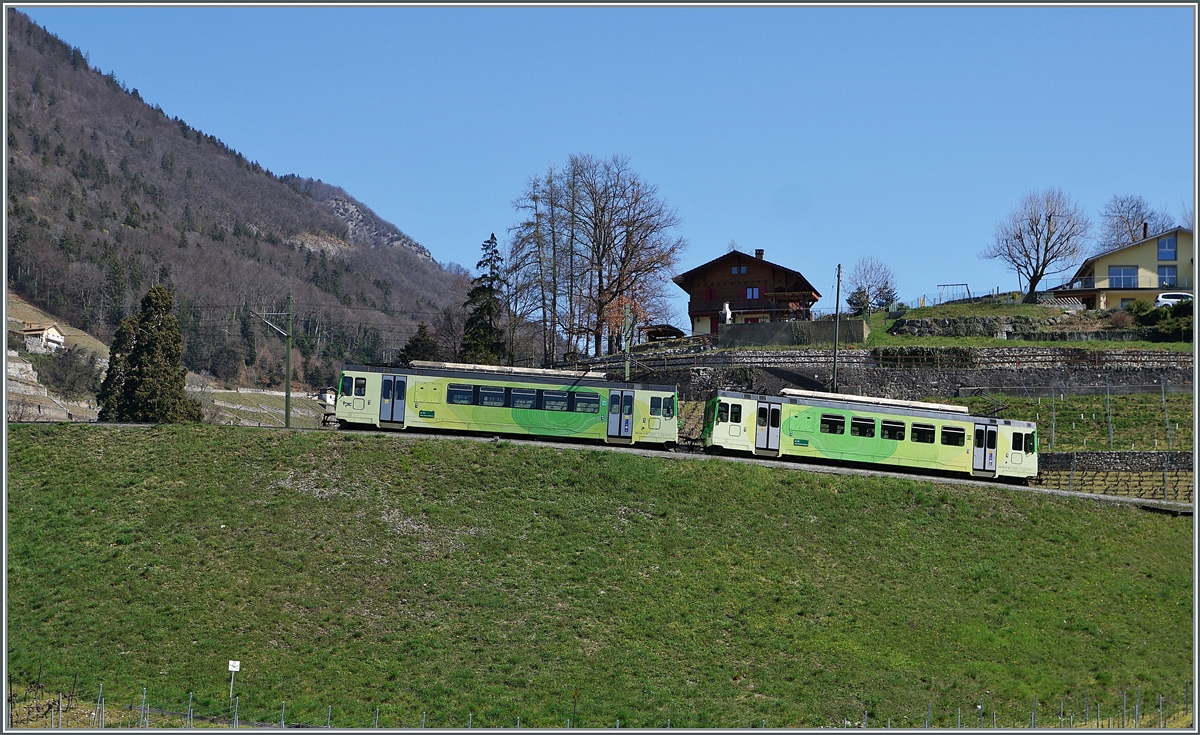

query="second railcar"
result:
[702,388,1037,480]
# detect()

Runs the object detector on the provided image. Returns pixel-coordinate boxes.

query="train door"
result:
[973,423,997,473]
[755,402,780,452]
[379,375,407,423]
[608,391,634,439]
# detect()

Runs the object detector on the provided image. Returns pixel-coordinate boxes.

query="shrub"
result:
[1108,311,1135,329]
[1124,299,1154,318]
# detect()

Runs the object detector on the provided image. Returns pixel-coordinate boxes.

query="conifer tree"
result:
[98,285,203,423]
[459,234,508,365]
[399,322,440,364]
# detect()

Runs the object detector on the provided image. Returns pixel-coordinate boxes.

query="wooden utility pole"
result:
[832,264,842,393]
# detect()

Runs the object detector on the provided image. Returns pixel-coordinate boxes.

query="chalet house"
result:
[673,249,821,336]
[18,323,65,353]
[1050,226,1194,309]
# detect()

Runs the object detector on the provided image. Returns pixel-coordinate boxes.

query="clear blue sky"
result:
[17,5,1197,323]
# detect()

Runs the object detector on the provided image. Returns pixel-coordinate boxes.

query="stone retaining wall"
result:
[1030,452,1193,504]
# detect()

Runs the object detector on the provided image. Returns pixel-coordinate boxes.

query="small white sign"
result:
[228,660,240,672]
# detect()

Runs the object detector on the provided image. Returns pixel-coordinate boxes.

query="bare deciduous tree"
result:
[846,256,897,316]
[982,188,1091,304]
[508,154,686,360]
[1095,194,1174,253]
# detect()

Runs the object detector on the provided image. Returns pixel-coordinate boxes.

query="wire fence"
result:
[5,675,1194,729]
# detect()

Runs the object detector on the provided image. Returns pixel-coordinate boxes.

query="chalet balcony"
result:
[687,297,808,317]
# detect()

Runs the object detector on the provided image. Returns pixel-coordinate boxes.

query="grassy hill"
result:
[6,424,1192,728]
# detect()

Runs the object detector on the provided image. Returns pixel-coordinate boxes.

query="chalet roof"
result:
[1068,226,1193,281]
[19,323,62,335]
[672,250,821,298]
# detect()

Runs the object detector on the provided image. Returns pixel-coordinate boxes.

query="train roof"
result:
[711,388,1036,428]
[342,362,677,393]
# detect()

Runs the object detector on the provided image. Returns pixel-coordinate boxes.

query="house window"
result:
[1120,298,1136,308]
[704,288,720,300]
[1158,266,1177,287]
[1158,235,1177,261]
[746,287,760,299]
[1107,266,1138,289]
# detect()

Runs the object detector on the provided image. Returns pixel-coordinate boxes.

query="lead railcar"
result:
[336,361,679,447]
[702,388,1037,480]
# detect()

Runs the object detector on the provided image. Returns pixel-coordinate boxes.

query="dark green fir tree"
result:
[399,322,440,364]
[459,233,508,365]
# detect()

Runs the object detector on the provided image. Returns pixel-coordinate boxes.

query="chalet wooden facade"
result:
[672,249,821,336]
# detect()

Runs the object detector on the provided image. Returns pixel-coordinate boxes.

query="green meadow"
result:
[6,424,1193,728]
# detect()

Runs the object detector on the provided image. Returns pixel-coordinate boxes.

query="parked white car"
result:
[1153,292,1193,308]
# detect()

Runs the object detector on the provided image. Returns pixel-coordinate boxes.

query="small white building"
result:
[19,323,66,354]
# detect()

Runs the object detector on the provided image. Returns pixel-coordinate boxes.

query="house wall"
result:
[1089,230,1194,306]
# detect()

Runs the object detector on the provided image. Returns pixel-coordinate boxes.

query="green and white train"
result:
[702,387,1038,480]
[335,361,679,447]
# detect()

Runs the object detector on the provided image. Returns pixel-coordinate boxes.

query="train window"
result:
[340,376,353,397]
[609,396,621,415]
[975,428,985,448]
[758,406,769,428]
[663,397,675,419]
[479,385,505,407]
[704,401,715,426]
[770,407,780,429]
[941,427,966,446]
[881,420,905,441]
[447,383,473,405]
[574,392,600,413]
[986,430,996,450]
[820,414,845,434]
[911,424,935,444]
[354,378,367,397]
[650,397,662,416]
[381,380,392,401]
[622,393,634,416]
[512,388,537,409]
[1026,432,1036,452]
[850,417,875,437]
[718,402,729,423]
[544,391,570,411]
[729,404,741,423]
[1012,432,1023,451]
[395,381,406,400]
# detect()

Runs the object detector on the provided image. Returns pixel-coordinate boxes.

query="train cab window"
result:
[478,385,505,407]
[650,397,662,416]
[941,427,966,446]
[543,391,570,411]
[718,402,730,423]
[1012,432,1024,452]
[911,424,935,444]
[975,428,985,448]
[881,420,905,441]
[820,414,845,434]
[447,383,473,405]
[663,397,675,419]
[987,430,997,450]
[729,404,741,423]
[340,376,353,397]
[512,388,537,409]
[1025,432,1036,453]
[574,392,600,413]
[850,417,875,437]
[354,378,367,397]
[704,401,715,426]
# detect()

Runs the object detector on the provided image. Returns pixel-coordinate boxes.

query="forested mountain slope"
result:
[6,9,467,387]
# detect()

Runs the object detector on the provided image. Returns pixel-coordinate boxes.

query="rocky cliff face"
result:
[283,176,435,261]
